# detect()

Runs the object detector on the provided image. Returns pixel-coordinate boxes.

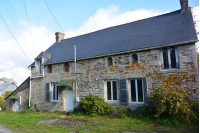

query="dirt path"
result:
[0,125,15,133]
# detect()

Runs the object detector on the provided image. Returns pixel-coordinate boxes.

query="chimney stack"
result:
[55,32,65,42]
[180,0,189,13]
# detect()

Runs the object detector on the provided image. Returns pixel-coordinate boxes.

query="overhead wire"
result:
[43,0,75,47]
[0,13,31,63]
[23,0,37,55]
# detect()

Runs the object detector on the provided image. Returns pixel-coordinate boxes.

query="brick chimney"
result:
[55,32,65,42]
[180,0,189,13]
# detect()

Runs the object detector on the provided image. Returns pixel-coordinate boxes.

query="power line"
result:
[43,0,75,47]
[23,0,37,55]
[0,13,31,63]
[43,0,65,34]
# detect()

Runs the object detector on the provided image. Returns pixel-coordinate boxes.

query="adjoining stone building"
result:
[28,0,198,111]
[5,77,30,112]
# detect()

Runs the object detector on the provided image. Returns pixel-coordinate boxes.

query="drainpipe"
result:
[29,77,31,108]
[73,45,77,107]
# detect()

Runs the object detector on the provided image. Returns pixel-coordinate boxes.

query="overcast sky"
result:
[0,0,199,85]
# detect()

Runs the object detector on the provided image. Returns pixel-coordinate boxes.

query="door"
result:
[65,89,73,111]
[14,100,20,112]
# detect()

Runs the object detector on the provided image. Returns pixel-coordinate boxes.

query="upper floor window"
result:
[162,46,178,69]
[108,57,113,66]
[106,80,117,101]
[38,59,43,75]
[52,83,59,102]
[132,54,138,63]
[47,65,52,73]
[64,62,69,72]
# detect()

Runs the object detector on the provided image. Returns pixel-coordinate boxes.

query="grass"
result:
[0,110,198,133]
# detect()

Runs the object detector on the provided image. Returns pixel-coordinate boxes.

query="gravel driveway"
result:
[0,125,15,133]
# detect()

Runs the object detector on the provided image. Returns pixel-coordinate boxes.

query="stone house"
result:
[5,77,30,112]
[28,0,198,111]
[0,80,17,96]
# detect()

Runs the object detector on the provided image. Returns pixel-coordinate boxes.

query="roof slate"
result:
[31,10,198,66]
[0,82,13,90]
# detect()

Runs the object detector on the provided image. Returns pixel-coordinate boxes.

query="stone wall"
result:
[30,43,199,111]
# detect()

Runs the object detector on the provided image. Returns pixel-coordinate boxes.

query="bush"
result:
[109,106,129,118]
[78,95,111,115]
[148,87,196,122]
[0,91,13,110]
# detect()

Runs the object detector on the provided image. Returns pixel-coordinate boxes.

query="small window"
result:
[132,54,138,63]
[47,65,52,73]
[64,63,69,72]
[38,59,43,75]
[162,46,178,69]
[52,83,59,101]
[106,80,117,101]
[108,57,113,66]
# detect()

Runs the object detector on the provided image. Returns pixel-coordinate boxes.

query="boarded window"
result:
[47,65,52,73]
[108,57,113,66]
[132,54,138,63]
[119,79,127,105]
[64,63,69,72]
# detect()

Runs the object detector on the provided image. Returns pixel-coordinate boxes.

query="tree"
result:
[0,77,17,85]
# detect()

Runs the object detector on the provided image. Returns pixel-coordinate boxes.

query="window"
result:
[38,59,43,75]
[129,79,144,103]
[162,46,178,69]
[108,57,113,66]
[106,80,117,101]
[52,83,59,101]
[132,54,138,63]
[47,65,52,73]
[64,62,69,72]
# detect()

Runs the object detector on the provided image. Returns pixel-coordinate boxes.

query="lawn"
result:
[0,110,198,133]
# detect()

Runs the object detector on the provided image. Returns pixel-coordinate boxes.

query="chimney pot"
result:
[55,32,65,42]
[180,0,189,13]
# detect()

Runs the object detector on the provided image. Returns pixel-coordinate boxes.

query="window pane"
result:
[107,82,111,100]
[53,84,55,100]
[132,54,138,62]
[131,80,136,102]
[56,85,58,100]
[39,60,42,74]
[170,46,177,68]
[108,57,112,65]
[162,47,169,69]
[137,79,143,102]
[113,81,117,100]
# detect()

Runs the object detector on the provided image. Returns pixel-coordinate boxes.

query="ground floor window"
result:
[129,79,144,103]
[106,80,117,101]
[52,83,59,101]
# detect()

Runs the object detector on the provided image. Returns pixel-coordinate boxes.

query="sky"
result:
[0,0,199,85]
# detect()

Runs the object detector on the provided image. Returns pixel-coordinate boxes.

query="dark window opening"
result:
[130,79,143,103]
[108,57,113,66]
[106,81,117,101]
[132,54,138,63]
[170,46,177,68]
[162,46,178,69]
[47,65,52,73]
[64,63,69,72]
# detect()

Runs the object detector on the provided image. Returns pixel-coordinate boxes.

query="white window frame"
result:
[52,83,59,102]
[161,46,178,69]
[129,79,144,104]
[105,80,118,102]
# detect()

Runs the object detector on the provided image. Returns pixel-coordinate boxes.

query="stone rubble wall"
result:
[30,43,199,111]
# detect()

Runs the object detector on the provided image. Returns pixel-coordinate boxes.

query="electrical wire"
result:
[0,13,31,63]
[23,0,37,55]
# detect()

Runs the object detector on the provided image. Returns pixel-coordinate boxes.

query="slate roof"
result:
[30,9,198,67]
[0,82,13,90]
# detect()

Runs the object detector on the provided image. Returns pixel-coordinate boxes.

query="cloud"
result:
[0,5,164,85]
[66,6,164,37]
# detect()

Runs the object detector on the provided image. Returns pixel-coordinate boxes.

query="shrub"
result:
[148,86,196,122]
[0,91,13,110]
[78,95,111,115]
[109,106,129,118]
